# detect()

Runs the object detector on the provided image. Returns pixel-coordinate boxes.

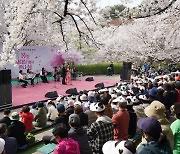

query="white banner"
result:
[1,46,61,78]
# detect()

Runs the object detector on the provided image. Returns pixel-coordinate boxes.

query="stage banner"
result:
[0,46,61,78]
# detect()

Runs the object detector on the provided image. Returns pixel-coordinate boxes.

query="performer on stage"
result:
[65,66,71,85]
[26,69,35,86]
[53,67,61,82]
[19,70,28,88]
[40,68,49,83]
[61,64,67,85]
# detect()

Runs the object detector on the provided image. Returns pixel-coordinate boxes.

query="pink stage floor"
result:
[12,76,119,106]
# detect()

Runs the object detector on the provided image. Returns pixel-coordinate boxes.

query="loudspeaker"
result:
[95,82,104,89]
[85,77,94,81]
[45,91,58,98]
[66,88,78,95]
[0,70,11,84]
[123,62,132,70]
[120,69,131,81]
[0,84,12,107]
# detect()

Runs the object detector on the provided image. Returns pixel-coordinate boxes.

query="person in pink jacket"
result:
[52,123,80,154]
[20,105,34,132]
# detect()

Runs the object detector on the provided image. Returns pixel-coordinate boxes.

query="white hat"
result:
[139,95,149,101]
[74,101,82,106]
[56,95,64,101]
[113,96,127,104]
[98,88,108,93]
[122,82,127,85]
[111,94,117,99]
[102,140,134,154]
[0,138,5,154]
[131,96,139,104]
[88,91,95,97]
[121,91,128,96]
[163,75,169,79]
[80,94,87,101]
[120,86,127,91]
[90,102,105,112]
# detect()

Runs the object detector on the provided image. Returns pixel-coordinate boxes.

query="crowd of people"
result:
[0,66,180,154]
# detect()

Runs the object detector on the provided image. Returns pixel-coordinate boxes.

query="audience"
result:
[20,105,34,132]
[30,104,38,116]
[52,123,80,154]
[34,102,47,127]
[46,100,58,121]
[87,102,114,154]
[170,103,180,154]
[137,117,172,154]
[8,112,27,150]
[0,123,17,154]
[0,109,11,127]
[0,138,5,154]
[112,97,130,140]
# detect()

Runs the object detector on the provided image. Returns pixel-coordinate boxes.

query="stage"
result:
[12,75,119,106]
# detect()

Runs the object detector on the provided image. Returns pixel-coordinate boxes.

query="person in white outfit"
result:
[46,101,58,121]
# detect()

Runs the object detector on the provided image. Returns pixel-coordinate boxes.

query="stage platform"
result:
[12,75,120,107]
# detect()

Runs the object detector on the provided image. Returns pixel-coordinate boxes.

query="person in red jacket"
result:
[20,105,34,131]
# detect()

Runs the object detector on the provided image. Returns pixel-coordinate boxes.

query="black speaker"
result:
[85,77,94,81]
[66,88,78,95]
[95,82,104,89]
[45,91,58,98]
[123,62,132,70]
[0,84,12,107]
[120,69,131,81]
[0,70,11,84]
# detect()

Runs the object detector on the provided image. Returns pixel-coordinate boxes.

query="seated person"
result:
[8,112,27,150]
[52,123,80,154]
[26,69,35,85]
[18,70,28,88]
[0,123,17,154]
[34,102,47,127]
[46,101,58,121]
[0,138,5,154]
[0,109,11,126]
[20,105,34,132]
[40,68,49,83]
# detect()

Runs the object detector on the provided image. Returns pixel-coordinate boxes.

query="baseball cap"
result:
[69,114,81,126]
[137,117,162,138]
[57,104,65,113]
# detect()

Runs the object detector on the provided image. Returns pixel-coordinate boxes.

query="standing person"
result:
[112,97,130,140]
[18,70,28,88]
[110,62,114,75]
[53,67,61,82]
[65,66,72,85]
[40,68,49,83]
[61,64,67,85]
[87,102,114,154]
[52,123,80,154]
[170,103,180,154]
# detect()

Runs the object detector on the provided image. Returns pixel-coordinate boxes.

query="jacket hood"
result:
[96,115,112,123]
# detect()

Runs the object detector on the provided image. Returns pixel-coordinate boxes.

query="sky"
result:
[98,0,143,8]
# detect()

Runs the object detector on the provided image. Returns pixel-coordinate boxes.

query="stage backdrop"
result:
[0,46,61,78]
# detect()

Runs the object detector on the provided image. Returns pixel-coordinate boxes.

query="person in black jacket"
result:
[61,63,67,85]
[0,109,11,127]
[8,112,27,150]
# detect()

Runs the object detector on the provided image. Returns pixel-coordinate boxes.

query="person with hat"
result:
[34,102,47,127]
[170,103,180,154]
[0,138,5,154]
[87,102,114,154]
[137,117,172,154]
[0,123,17,154]
[52,123,80,154]
[8,112,27,149]
[144,100,174,150]
[112,97,130,140]
[53,104,69,127]
[66,99,75,116]
[102,140,136,154]
[68,114,93,154]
